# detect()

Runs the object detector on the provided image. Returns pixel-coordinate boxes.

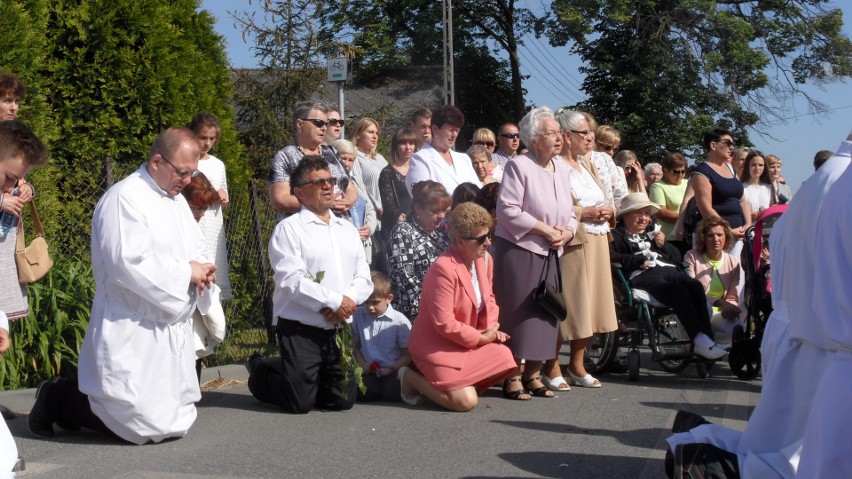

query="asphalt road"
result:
[3,350,761,479]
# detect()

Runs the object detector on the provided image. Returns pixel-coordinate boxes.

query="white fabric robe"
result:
[78,165,208,445]
[667,140,851,478]
[0,312,17,478]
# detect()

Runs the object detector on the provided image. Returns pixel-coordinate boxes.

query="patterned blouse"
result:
[387,218,450,321]
[587,150,629,208]
[378,165,412,238]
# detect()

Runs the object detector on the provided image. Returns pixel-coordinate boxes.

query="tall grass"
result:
[0,256,94,390]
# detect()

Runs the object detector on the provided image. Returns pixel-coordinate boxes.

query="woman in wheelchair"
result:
[610,193,727,360]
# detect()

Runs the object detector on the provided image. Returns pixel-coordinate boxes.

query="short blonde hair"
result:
[582,112,599,131]
[448,202,493,240]
[472,128,496,144]
[766,154,782,167]
[595,125,621,151]
[696,216,734,254]
[370,271,392,297]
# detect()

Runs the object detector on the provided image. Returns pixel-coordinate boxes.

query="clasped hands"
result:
[190,261,217,296]
[542,224,574,249]
[478,324,510,346]
[321,295,356,324]
[583,205,613,225]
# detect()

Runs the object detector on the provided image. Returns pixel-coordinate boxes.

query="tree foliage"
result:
[542,0,852,161]
[316,0,531,135]
[1,0,243,258]
[231,0,329,179]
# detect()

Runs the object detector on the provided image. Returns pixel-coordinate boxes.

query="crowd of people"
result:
[1,67,848,478]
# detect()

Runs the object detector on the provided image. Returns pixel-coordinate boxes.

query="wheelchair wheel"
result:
[584,331,618,375]
[659,358,690,374]
[628,349,640,382]
[696,360,715,379]
[655,313,690,374]
[729,339,761,380]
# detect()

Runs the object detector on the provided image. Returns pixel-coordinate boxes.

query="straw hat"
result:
[616,192,660,219]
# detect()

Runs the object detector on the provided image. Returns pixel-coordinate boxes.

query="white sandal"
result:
[397,367,424,406]
[567,369,601,388]
[542,375,571,391]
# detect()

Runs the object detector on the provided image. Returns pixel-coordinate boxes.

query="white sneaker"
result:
[693,342,727,360]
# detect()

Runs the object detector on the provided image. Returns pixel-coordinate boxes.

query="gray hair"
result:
[329,138,357,156]
[292,100,328,131]
[518,106,554,146]
[466,144,492,163]
[644,162,662,176]
[613,149,638,167]
[554,108,586,132]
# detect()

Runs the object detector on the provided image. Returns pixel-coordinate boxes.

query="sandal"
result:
[522,376,555,398]
[542,375,571,392]
[397,367,424,406]
[567,369,602,388]
[502,378,531,401]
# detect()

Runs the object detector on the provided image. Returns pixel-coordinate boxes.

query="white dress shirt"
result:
[269,207,373,328]
[405,144,481,195]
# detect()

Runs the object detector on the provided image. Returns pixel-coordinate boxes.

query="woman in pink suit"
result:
[399,202,516,412]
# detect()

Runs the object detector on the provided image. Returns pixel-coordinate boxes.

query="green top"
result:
[705,254,725,312]
[649,180,688,240]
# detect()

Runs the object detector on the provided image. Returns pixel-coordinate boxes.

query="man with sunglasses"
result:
[491,122,521,167]
[248,156,373,414]
[29,127,217,444]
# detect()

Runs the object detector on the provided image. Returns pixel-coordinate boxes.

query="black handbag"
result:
[533,248,567,321]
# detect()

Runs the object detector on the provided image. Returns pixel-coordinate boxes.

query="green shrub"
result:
[0,255,94,390]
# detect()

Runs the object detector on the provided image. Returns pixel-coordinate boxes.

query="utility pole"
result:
[442,0,455,105]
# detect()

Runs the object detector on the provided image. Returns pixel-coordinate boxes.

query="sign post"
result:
[327,57,348,137]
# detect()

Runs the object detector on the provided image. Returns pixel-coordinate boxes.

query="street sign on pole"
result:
[327,57,348,82]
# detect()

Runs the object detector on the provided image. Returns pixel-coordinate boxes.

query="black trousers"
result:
[248,319,355,414]
[631,267,714,340]
[357,373,401,403]
[48,377,124,441]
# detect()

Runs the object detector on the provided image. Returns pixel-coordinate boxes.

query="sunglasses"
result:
[298,177,337,188]
[161,155,199,178]
[672,169,686,175]
[474,141,495,148]
[462,231,494,245]
[717,139,735,147]
[499,133,520,139]
[301,118,329,128]
[327,118,344,127]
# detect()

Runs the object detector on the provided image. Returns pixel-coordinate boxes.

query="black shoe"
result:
[672,443,741,479]
[672,410,711,433]
[49,377,81,431]
[28,380,56,437]
[246,352,265,375]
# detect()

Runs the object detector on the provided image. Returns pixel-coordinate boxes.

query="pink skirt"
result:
[413,343,516,392]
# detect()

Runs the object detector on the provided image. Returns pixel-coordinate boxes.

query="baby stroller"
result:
[585,265,717,382]
[728,204,788,380]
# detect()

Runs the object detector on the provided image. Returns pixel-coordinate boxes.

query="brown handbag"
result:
[16,200,53,283]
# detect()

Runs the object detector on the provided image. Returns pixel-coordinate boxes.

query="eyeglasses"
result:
[569,130,593,138]
[462,231,494,245]
[301,118,328,128]
[716,139,735,148]
[474,141,495,148]
[161,155,199,178]
[672,169,686,175]
[327,118,344,127]
[541,130,561,138]
[298,176,337,188]
[499,133,520,140]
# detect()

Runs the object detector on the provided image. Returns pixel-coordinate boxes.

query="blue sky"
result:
[201,0,851,191]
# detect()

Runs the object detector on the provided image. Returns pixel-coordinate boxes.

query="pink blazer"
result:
[684,249,741,307]
[408,247,498,369]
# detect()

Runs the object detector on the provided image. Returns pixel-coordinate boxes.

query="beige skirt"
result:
[559,232,618,340]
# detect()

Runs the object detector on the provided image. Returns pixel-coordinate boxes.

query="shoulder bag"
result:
[16,200,53,283]
[533,248,567,321]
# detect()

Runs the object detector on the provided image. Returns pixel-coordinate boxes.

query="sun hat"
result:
[616,192,660,219]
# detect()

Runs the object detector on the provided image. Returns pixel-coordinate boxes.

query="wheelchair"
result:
[584,264,718,381]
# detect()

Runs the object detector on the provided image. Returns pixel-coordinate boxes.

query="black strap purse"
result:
[533,249,567,321]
